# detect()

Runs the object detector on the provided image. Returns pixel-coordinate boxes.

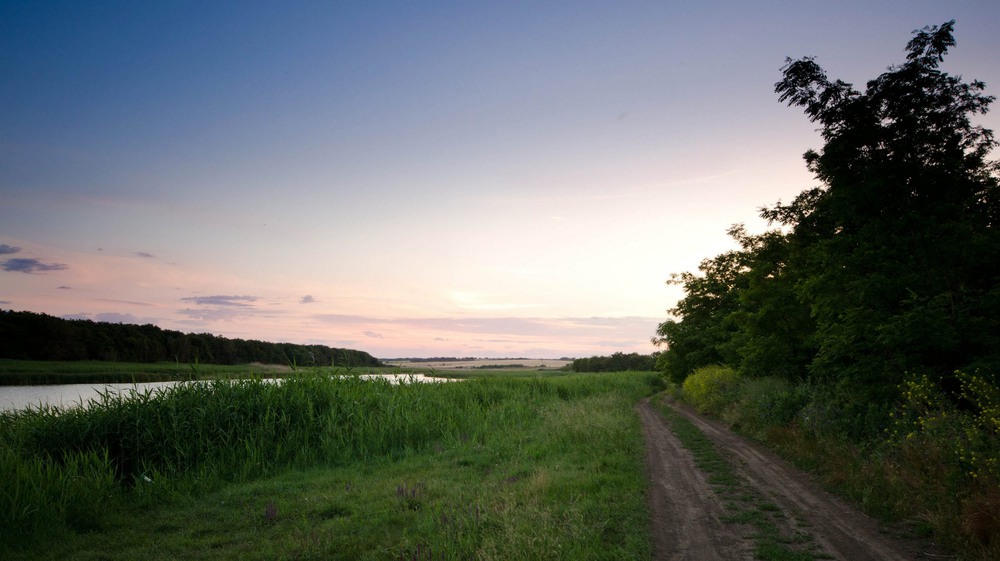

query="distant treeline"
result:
[571,352,658,372]
[0,309,382,367]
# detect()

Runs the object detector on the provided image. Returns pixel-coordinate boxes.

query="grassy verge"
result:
[653,395,829,561]
[2,371,662,560]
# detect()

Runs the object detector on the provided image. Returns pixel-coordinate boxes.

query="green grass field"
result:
[2,368,663,560]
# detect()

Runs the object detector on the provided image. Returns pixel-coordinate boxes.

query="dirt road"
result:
[638,398,927,560]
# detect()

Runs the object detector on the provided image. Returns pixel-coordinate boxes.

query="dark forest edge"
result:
[0,309,382,380]
[653,22,999,558]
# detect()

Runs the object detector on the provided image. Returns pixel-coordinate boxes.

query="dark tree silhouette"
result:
[656,21,999,397]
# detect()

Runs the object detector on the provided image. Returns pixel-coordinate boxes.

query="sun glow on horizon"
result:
[3,2,998,357]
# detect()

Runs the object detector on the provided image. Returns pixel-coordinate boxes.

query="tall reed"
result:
[1,370,660,544]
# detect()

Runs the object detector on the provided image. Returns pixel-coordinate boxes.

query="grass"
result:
[2,369,662,560]
[653,395,830,561]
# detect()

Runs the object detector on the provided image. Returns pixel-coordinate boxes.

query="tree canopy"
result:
[655,21,1000,398]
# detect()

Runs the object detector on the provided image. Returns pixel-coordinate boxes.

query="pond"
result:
[0,373,444,413]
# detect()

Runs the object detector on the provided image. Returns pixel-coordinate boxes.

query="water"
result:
[0,373,443,413]
[0,381,181,413]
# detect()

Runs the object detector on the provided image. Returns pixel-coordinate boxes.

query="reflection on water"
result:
[0,373,442,413]
[0,381,180,413]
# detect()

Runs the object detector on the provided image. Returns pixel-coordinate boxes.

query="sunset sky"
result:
[2,1,998,359]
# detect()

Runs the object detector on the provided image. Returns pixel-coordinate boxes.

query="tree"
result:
[656,22,999,397]
[767,20,1000,391]
[654,225,754,383]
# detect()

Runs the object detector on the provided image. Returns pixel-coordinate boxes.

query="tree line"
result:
[572,352,658,372]
[0,309,383,368]
[654,21,999,402]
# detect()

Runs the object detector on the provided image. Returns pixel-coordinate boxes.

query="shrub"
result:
[879,371,1000,550]
[725,377,807,437]
[794,382,894,441]
[681,365,741,415]
[887,372,1000,484]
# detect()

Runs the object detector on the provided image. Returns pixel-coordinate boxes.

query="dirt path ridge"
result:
[638,398,927,561]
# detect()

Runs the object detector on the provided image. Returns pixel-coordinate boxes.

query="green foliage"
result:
[656,21,1000,404]
[793,382,895,441]
[654,241,748,383]
[888,371,1000,485]
[0,445,118,536]
[723,377,808,438]
[571,352,657,372]
[681,365,742,415]
[769,20,1000,391]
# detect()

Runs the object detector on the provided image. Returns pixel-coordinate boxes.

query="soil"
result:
[637,398,936,560]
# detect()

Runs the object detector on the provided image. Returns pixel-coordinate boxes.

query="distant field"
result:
[384,358,572,370]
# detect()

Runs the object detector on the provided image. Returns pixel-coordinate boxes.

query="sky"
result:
[2,1,999,359]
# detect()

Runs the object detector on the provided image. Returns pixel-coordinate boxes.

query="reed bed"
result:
[1,370,660,547]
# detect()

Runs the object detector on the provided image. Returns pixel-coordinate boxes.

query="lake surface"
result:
[0,373,442,413]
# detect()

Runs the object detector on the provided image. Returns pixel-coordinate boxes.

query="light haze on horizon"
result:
[3,1,999,358]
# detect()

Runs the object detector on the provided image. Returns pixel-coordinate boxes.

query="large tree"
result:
[768,20,999,391]
[657,21,999,395]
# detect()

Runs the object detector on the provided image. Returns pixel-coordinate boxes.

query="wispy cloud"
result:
[363,330,384,338]
[58,285,72,290]
[134,251,156,258]
[0,244,22,254]
[181,295,258,307]
[177,294,270,323]
[97,298,153,307]
[178,307,250,322]
[1,258,69,273]
[300,295,316,304]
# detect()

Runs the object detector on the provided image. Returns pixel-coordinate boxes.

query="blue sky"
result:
[2,1,998,358]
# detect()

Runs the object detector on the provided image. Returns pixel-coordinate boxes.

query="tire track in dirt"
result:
[640,397,927,560]
[636,399,752,560]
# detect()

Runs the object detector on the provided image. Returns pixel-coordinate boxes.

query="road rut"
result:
[638,398,927,560]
